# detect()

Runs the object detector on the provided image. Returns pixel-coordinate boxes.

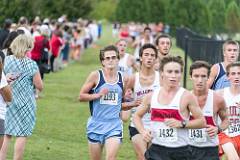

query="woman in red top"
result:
[50,30,63,72]
[30,25,50,79]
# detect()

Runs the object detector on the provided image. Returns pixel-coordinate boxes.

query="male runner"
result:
[208,40,239,90]
[127,43,159,160]
[189,61,229,160]
[134,56,206,160]
[79,45,136,160]
[217,62,240,160]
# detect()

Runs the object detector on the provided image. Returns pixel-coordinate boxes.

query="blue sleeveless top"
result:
[211,63,230,90]
[87,70,123,134]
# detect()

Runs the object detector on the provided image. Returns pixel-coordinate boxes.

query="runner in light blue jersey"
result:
[79,45,138,160]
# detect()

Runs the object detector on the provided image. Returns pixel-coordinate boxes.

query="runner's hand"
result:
[134,98,142,107]
[164,118,182,128]
[206,125,218,138]
[141,129,152,143]
[99,88,109,97]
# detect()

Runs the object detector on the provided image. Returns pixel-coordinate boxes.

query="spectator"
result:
[0,19,12,49]
[1,31,20,56]
[0,57,12,149]
[0,34,43,160]
[50,30,63,72]
[30,24,50,79]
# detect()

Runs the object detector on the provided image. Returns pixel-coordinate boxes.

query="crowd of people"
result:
[0,15,102,160]
[0,15,239,160]
[79,22,240,160]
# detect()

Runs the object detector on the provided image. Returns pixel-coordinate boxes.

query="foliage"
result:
[225,1,240,33]
[88,0,118,21]
[208,0,226,33]
[0,0,92,25]
[164,0,211,33]
[116,0,146,23]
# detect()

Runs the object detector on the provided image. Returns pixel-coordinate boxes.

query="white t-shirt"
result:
[0,72,8,120]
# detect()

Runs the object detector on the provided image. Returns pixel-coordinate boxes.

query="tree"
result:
[208,0,226,33]
[0,0,93,25]
[166,0,211,33]
[89,0,118,21]
[115,0,151,23]
[147,0,166,23]
[225,1,240,33]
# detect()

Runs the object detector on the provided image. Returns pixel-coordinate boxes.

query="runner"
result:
[133,56,206,160]
[79,45,138,160]
[208,40,239,90]
[189,61,229,160]
[217,62,240,160]
[154,34,172,71]
[127,43,159,160]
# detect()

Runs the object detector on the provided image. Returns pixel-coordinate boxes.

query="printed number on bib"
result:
[100,91,118,105]
[189,129,207,143]
[156,125,177,142]
[228,124,240,137]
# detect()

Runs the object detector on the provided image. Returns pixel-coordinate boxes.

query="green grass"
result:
[6,24,188,160]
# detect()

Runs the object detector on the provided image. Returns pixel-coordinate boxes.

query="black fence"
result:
[176,27,225,88]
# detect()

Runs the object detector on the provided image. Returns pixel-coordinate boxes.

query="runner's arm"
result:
[207,64,218,89]
[79,71,107,102]
[216,93,229,131]
[133,93,151,134]
[186,92,206,129]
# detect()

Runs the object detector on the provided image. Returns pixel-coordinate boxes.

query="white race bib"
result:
[100,91,118,105]
[154,123,178,143]
[189,128,207,143]
[227,124,240,137]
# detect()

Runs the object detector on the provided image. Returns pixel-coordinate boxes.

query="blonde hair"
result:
[10,34,34,58]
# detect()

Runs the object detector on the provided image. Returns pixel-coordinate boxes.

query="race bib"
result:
[154,124,178,142]
[100,91,118,105]
[227,124,240,137]
[189,128,207,143]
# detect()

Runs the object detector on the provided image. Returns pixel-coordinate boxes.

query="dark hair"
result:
[144,27,151,32]
[2,31,20,55]
[160,55,184,72]
[155,34,172,47]
[226,62,240,76]
[99,45,120,62]
[139,43,158,58]
[189,60,211,77]
[3,19,12,29]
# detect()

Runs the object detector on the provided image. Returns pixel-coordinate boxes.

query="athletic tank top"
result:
[189,90,218,147]
[118,53,133,76]
[211,63,230,90]
[129,71,160,128]
[87,70,123,134]
[223,87,240,137]
[150,87,189,147]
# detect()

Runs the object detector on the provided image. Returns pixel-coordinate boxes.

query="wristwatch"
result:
[181,120,187,128]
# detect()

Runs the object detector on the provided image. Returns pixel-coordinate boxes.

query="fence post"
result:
[183,36,188,88]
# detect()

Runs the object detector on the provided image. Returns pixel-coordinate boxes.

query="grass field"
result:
[6,24,188,160]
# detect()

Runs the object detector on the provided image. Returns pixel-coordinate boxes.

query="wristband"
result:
[181,120,187,128]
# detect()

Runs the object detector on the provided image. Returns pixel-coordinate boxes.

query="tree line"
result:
[115,0,240,34]
[0,0,240,34]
